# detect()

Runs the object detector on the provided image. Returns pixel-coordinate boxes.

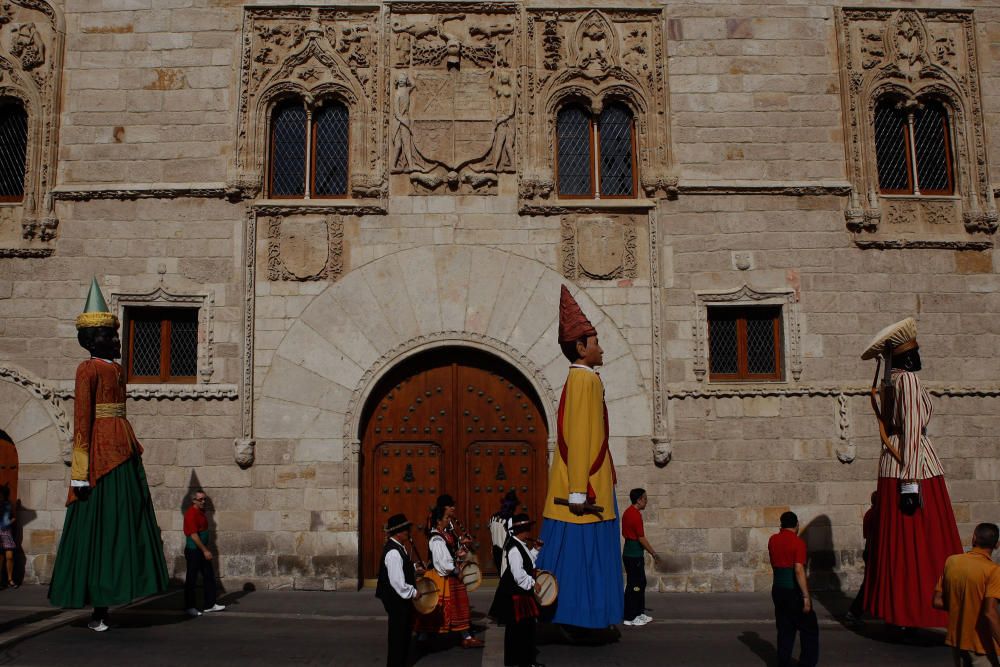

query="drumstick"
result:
[554,497,605,514]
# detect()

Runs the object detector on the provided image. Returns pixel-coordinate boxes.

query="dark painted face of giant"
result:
[80,326,121,360]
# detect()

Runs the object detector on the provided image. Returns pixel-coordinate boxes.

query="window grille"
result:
[708,306,783,381]
[557,106,593,196]
[125,307,199,383]
[270,101,307,197]
[0,100,27,202]
[598,104,634,197]
[874,97,953,196]
[313,103,349,197]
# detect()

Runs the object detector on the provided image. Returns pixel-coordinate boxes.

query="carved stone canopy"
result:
[837,8,997,241]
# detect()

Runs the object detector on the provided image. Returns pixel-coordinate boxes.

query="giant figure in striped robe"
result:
[861,317,961,628]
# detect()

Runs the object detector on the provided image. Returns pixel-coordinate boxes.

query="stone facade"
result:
[0,1,998,592]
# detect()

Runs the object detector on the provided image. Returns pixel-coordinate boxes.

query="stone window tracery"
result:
[837,8,997,243]
[555,101,635,199]
[874,96,953,197]
[0,98,27,203]
[267,96,349,199]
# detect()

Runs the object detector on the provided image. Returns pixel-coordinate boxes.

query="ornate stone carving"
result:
[53,384,239,401]
[652,436,671,467]
[110,286,217,384]
[0,2,63,249]
[522,8,674,204]
[266,215,344,282]
[836,9,996,242]
[835,393,856,464]
[234,438,256,469]
[0,246,51,258]
[0,364,71,461]
[236,7,384,202]
[666,383,1000,400]
[560,215,638,281]
[242,210,257,444]
[388,3,519,194]
[693,285,803,383]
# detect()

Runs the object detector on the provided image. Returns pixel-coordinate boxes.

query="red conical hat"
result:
[558,285,596,343]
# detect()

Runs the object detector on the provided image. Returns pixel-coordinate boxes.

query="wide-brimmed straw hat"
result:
[861,317,918,360]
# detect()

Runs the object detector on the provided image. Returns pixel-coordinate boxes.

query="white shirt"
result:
[507,535,537,591]
[384,538,417,600]
[428,532,456,576]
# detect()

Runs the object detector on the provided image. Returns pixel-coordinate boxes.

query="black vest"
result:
[489,536,534,622]
[375,539,416,603]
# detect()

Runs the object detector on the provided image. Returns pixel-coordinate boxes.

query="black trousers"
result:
[503,616,536,667]
[772,587,819,667]
[623,555,646,621]
[184,548,217,610]
[493,545,504,575]
[381,599,413,667]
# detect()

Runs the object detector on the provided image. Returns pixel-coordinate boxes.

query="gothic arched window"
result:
[556,102,636,198]
[0,99,28,203]
[269,98,349,199]
[874,97,954,196]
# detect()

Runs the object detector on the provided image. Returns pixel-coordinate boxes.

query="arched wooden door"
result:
[360,348,548,580]
[0,430,18,505]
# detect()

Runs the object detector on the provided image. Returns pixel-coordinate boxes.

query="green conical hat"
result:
[75,277,118,330]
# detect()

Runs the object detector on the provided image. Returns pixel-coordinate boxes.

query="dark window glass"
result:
[0,100,27,202]
[708,313,738,376]
[270,101,307,197]
[708,306,783,381]
[874,101,911,193]
[598,103,634,196]
[913,101,952,194]
[126,308,199,383]
[313,103,349,196]
[557,106,593,196]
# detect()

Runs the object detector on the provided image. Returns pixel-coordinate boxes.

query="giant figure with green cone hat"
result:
[49,278,168,631]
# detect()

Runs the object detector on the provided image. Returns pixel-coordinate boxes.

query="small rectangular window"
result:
[708,306,783,381]
[125,307,199,383]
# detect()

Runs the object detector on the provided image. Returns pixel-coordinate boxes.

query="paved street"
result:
[0,585,953,665]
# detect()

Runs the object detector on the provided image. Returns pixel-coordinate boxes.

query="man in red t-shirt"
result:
[767,511,818,667]
[183,490,225,617]
[622,488,659,626]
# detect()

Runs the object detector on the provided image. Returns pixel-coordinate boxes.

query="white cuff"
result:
[568,492,587,504]
[71,480,89,488]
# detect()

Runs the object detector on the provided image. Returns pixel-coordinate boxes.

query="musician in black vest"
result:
[489,514,544,667]
[375,513,422,667]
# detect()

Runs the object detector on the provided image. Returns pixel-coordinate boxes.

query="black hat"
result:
[436,494,455,508]
[511,513,533,532]
[385,513,412,535]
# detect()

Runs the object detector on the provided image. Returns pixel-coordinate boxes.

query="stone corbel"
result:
[834,393,856,464]
[641,171,679,200]
[234,438,256,469]
[652,436,672,467]
[225,170,262,202]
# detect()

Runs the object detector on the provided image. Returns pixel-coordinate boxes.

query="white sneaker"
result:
[638,614,653,623]
[203,604,226,613]
[87,620,109,632]
[185,608,203,617]
[624,616,649,627]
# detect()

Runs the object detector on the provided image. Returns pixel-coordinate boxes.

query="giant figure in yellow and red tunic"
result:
[861,317,962,628]
[535,286,623,629]
[48,279,168,631]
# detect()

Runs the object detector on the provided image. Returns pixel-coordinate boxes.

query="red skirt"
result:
[863,475,962,628]
[413,574,471,634]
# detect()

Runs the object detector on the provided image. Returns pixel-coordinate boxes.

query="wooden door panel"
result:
[361,350,548,580]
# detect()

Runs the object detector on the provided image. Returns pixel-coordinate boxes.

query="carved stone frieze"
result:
[266,214,344,282]
[0,364,71,460]
[0,2,63,248]
[388,3,519,194]
[236,7,384,202]
[560,214,638,281]
[836,9,996,242]
[522,8,674,204]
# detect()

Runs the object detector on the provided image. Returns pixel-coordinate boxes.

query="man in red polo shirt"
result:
[768,511,818,667]
[183,489,225,617]
[622,487,659,627]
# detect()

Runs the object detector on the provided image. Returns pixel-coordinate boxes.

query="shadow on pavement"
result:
[737,630,777,666]
[0,610,61,634]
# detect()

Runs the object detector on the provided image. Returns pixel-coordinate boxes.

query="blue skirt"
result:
[536,496,623,628]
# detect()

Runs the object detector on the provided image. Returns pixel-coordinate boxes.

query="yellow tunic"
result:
[542,367,616,524]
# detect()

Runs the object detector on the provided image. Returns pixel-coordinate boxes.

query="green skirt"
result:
[49,456,169,608]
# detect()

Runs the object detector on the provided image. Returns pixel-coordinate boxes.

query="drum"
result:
[534,570,558,607]
[460,561,482,592]
[413,575,440,615]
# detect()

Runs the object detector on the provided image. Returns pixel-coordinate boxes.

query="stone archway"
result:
[256,245,652,577]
